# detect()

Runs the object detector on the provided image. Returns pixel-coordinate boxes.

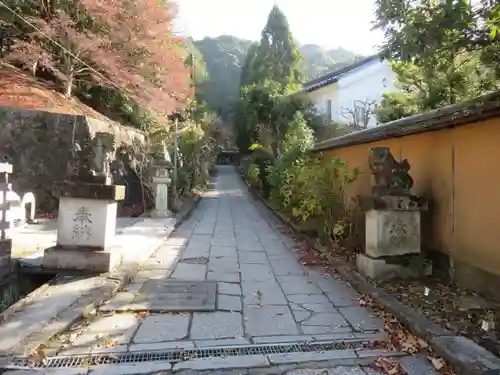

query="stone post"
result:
[356,147,430,282]
[0,163,13,283]
[43,138,125,273]
[150,143,173,218]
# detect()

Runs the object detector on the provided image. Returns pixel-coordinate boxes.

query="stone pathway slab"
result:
[339,307,384,332]
[70,314,139,348]
[133,314,190,343]
[242,281,288,306]
[53,167,392,372]
[244,305,299,336]
[190,312,244,339]
[217,282,242,295]
[238,251,268,264]
[170,263,207,280]
[218,294,242,312]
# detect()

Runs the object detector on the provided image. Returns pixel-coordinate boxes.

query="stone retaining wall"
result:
[0,107,144,213]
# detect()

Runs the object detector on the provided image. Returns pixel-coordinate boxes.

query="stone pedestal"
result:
[151,180,171,218]
[150,156,172,218]
[365,209,421,258]
[0,163,13,283]
[356,253,432,282]
[56,197,118,250]
[43,181,125,273]
[357,195,430,281]
[0,239,12,283]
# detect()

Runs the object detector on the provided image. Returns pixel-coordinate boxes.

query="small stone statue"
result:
[369,147,413,196]
[93,133,115,181]
[392,158,414,194]
[66,141,102,183]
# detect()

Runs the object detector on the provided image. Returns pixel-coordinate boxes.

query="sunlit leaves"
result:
[1,0,191,114]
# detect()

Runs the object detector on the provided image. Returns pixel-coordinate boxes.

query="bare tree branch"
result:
[340,99,377,131]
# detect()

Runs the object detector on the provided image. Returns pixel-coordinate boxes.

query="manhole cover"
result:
[121,280,216,312]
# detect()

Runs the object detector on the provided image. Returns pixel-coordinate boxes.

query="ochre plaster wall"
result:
[323,118,500,287]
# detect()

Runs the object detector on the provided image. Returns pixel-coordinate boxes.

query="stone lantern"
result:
[150,141,173,218]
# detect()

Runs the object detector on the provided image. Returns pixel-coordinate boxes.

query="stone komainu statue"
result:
[369,147,414,197]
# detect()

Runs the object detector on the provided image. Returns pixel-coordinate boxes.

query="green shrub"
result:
[280,154,360,244]
[247,163,260,189]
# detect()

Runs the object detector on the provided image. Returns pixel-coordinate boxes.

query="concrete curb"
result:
[240,173,500,375]
[0,193,203,364]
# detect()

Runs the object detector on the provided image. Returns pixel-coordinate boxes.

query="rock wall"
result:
[0,107,144,212]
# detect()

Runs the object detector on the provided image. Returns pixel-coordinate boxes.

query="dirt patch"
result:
[380,278,500,357]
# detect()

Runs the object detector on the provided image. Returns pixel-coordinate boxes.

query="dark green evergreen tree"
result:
[240,43,259,87]
[233,6,308,154]
[249,5,303,88]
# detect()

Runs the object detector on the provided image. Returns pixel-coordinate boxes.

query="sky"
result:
[174,0,385,56]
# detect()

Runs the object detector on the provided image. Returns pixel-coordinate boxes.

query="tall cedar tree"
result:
[245,6,303,88]
[239,43,258,87]
[1,0,191,114]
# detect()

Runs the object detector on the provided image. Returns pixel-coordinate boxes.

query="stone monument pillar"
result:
[43,136,125,273]
[0,163,13,284]
[150,142,173,218]
[356,147,430,282]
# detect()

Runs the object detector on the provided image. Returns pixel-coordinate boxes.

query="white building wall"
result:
[306,59,397,128]
[307,83,339,122]
[335,59,396,127]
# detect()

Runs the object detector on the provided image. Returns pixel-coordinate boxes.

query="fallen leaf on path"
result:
[80,356,91,368]
[371,357,405,375]
[428,356,446,370]
[27,347,46,366]
[134,311,151,319]
[101,339,117,348]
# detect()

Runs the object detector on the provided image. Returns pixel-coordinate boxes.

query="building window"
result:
[326,99,332,123]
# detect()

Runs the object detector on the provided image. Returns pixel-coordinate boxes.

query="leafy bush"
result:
[239,155,253,178]
[247,143,274,197]
[280,154,360,244]
[266,111,315,208]
[283,111,315,153]
[247,164,261,189]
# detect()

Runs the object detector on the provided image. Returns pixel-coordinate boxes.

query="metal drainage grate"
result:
[9,340,369,369]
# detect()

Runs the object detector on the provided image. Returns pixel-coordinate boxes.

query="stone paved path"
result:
[43,166,427,374]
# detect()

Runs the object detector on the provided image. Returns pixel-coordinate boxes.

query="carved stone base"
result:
[365,209,421,258]
[152,183,171,218]
[56,197,118,250]
[43,246,122,273]
[0,239,12,282]
[150,210,173,219]
[356,253,432,282]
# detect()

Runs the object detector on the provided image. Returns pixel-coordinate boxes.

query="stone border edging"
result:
[238,171,500,375]
[174,193,202,228]
[0,279,52,326]
[0,192,202,364]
